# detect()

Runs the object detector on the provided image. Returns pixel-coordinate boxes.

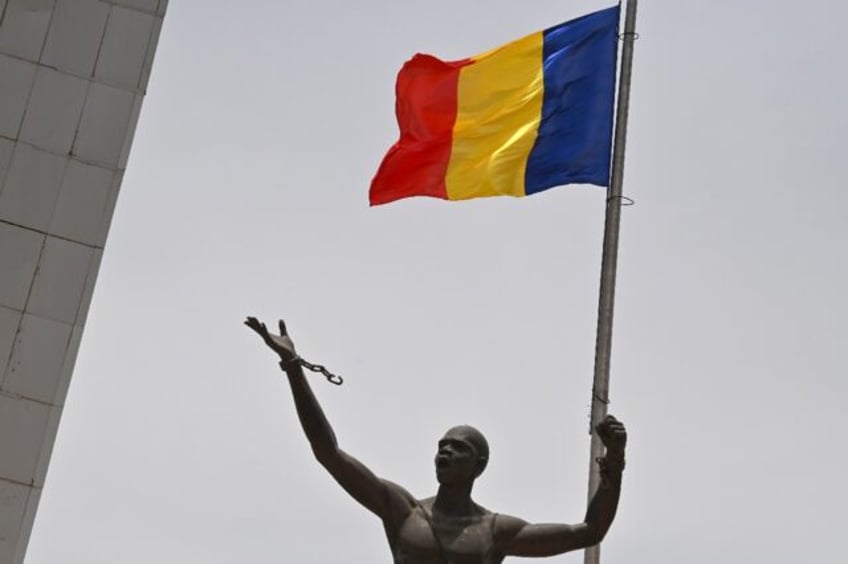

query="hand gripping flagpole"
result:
[584,1,638,564]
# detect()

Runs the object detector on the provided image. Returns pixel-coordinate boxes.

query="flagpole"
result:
[584,1,638,563]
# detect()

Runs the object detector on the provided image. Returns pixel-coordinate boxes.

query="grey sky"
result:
[24,1,848,562]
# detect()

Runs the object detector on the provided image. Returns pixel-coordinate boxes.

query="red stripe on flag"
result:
[370,54,472,206]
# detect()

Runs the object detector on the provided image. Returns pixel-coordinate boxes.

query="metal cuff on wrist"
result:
[279,356,302,371]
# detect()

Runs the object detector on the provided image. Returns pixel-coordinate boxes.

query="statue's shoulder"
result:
[381,479,419,510]
[492,512,527,540]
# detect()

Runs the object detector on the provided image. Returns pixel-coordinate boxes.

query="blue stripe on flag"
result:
[525,5,620,195]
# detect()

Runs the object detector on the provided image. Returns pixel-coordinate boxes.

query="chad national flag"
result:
[370,5,620,206]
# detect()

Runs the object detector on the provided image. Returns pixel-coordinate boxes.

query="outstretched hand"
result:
[245,316,297,362]
[596,415,627,456]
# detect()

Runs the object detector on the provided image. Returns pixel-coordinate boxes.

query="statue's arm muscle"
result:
[496,471,622,557]
[285,364,414,521]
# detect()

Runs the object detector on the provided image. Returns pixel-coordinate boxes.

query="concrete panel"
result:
[49,160,116,246]
[2,313,73,404]
[75,249,102,328]
[0,55,37,139]
[0,480,31,564]
[0,0,54,62]
[18,67,89,155]
[26,236,94,325]
[139,15,163,92]
[0,306,21,377]
[72,82,135,167]
[94,5,154,90]
[0,223,43,311]
[11,484,40,564]
[96,170,123,247]
[118,93,144,169]
[0,137,14,190]
[41,0,110,76]
[32,405,61,487]
[0,394,52,484]
[52,325,81,406]
[0,144,67,231]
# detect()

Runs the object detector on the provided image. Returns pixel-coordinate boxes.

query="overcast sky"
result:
[24,1,848,562]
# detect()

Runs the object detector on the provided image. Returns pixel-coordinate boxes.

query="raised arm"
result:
[496,415,627,558]
[245,317,415,523]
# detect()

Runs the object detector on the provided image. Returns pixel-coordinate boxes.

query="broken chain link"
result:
[298,357,343,386]
[281,356,343,385]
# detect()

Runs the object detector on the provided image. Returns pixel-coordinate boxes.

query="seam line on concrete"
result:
[0,388,59,408]
[0,218,105,251]
[0,50,148,95]
[0,136,130,172]
[0,475,44,490]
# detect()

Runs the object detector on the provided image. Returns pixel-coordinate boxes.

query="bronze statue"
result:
[246,317,626,563]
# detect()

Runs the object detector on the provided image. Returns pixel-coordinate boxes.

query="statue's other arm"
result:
[496,416,626,557]
[245,317,415,523]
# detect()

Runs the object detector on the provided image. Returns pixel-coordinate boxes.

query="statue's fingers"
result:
[603,416,625,432]
[278,319,288,336]
[597,421,620,442]
[609,423,625,432]
[244,317,262,333]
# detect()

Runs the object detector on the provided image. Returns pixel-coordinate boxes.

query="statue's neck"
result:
[433,482,475,516]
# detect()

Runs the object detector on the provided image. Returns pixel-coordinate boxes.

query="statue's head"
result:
[435,425,489,485]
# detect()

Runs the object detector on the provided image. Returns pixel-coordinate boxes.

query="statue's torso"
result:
[391,502,501,564]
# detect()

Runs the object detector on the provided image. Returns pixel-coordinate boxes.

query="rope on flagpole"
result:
[607,195,635,206]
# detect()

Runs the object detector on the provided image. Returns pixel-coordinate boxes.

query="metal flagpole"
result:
[584,1,638,563]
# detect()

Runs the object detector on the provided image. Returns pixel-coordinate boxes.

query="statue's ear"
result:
[474,457,489,478]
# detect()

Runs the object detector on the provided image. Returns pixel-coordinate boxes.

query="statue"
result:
[245,317,627,563]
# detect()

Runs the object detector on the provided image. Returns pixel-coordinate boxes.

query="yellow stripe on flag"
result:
[445,32,545,200]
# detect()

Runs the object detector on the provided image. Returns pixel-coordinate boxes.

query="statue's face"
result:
[435,428,482,485]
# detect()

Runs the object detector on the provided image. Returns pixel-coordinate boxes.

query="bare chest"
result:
[392,508,500,564]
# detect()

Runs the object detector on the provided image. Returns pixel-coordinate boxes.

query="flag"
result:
[370,5,620,206]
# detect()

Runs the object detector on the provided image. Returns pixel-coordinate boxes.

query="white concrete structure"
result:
[0,1,167,561]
